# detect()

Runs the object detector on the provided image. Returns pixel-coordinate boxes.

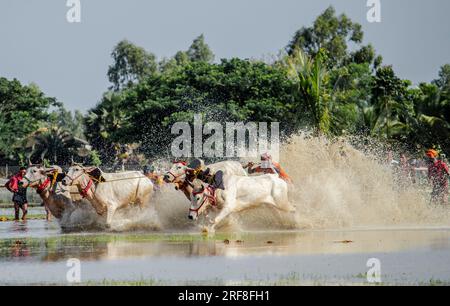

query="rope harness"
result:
[167,170,186,183]
[25,171,59,195]
[189,185,217,214]
[80,178,94,198]
[37,178,51,194]
[64,171,94,198]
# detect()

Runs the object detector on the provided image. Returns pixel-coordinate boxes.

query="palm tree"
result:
[412,83,450,151]
[284,48,331,134]
[24,126,90,164]
[85,92,131,164]
[368,66,416,140]
[370,97,413,139]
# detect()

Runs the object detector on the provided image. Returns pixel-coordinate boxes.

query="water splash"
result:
[60,133,450,232]
[59,201,106,231]
[280,133,450,229]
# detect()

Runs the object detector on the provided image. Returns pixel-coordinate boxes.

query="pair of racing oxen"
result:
[19,160,295,230]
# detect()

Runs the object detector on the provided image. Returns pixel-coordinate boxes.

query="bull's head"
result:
[163,161,188,183]
[62,164,98,197]
[188,179,214,220]
[20,165,62,191]
[62,164,91,187]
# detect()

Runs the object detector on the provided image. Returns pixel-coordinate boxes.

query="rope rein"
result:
[87,175,148,184]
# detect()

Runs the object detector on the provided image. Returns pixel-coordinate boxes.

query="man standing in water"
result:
[5,167,29,221]
[426,149,449,205]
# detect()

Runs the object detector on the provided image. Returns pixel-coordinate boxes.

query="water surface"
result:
[0,221,449,285]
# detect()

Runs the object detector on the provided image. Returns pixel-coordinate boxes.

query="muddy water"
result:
[0,220,449,285]
[0,207,46,217]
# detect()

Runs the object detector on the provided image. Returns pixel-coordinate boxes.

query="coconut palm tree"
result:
[24,126,90,164]
[86,92,129,139]
[85,92,132,164]
[412,83,450,152]
[284,48,331,134]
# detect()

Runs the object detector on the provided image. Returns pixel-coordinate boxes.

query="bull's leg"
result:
[273,202,296,213]
[276,199,296,213]
[137,189,153,210]
[210,188,235,231]
[272,187,296,213]
[91,199,108,216]
[106,207,115,226]
[133,179,153,210]
[261,196,295,213]
[212,208,232,231]
[282,196,296,213]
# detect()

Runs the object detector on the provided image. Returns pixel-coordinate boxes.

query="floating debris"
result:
[334,240,354,244]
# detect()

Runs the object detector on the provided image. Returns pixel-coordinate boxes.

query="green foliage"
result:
[433,64,450,90]
[159,35,214,73]
[0,78,58,163]
[287,6,363,66]
[410,82,450,152]
[84,92,131,163]
[369,66,414,139]
[187,34,215,63]
[88,150,102,167]
[49,106,85,139]
[285,48,331,133]
[328,63,373,134]
[107,40,158,91]
[86,58,297,158]
[23,126,89,164]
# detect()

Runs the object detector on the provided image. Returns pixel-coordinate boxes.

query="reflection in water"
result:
[0,220,61,240]
[11,221,29,234]
[1,228,450,263]
[0,228,450,285]
[10,241,30,258]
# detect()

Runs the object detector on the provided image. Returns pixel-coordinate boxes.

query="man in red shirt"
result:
[426,149,449,205]
[5,167,29,221]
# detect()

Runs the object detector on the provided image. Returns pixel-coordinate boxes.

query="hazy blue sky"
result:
[1,0,449,112]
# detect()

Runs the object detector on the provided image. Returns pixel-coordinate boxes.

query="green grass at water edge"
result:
[0,214,46,221]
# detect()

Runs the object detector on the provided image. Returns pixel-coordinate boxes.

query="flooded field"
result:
[0,219,449,285]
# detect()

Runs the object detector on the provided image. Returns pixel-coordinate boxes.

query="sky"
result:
[0,0,449,112]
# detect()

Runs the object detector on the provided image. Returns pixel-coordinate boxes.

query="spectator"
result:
[400,153,416,185]
[5,167,29,221]
[426,149,449,205]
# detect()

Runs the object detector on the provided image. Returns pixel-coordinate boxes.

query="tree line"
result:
[1,6,449,166]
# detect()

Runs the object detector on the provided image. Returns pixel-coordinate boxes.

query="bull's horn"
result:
[28,158,32,166]
[44,166,56,173]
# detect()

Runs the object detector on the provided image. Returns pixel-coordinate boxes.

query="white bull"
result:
[20,165,77,219]
[62,165,154,225]
[164,160,247,183]
[163,160,247,201]
[189,174,295,230]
